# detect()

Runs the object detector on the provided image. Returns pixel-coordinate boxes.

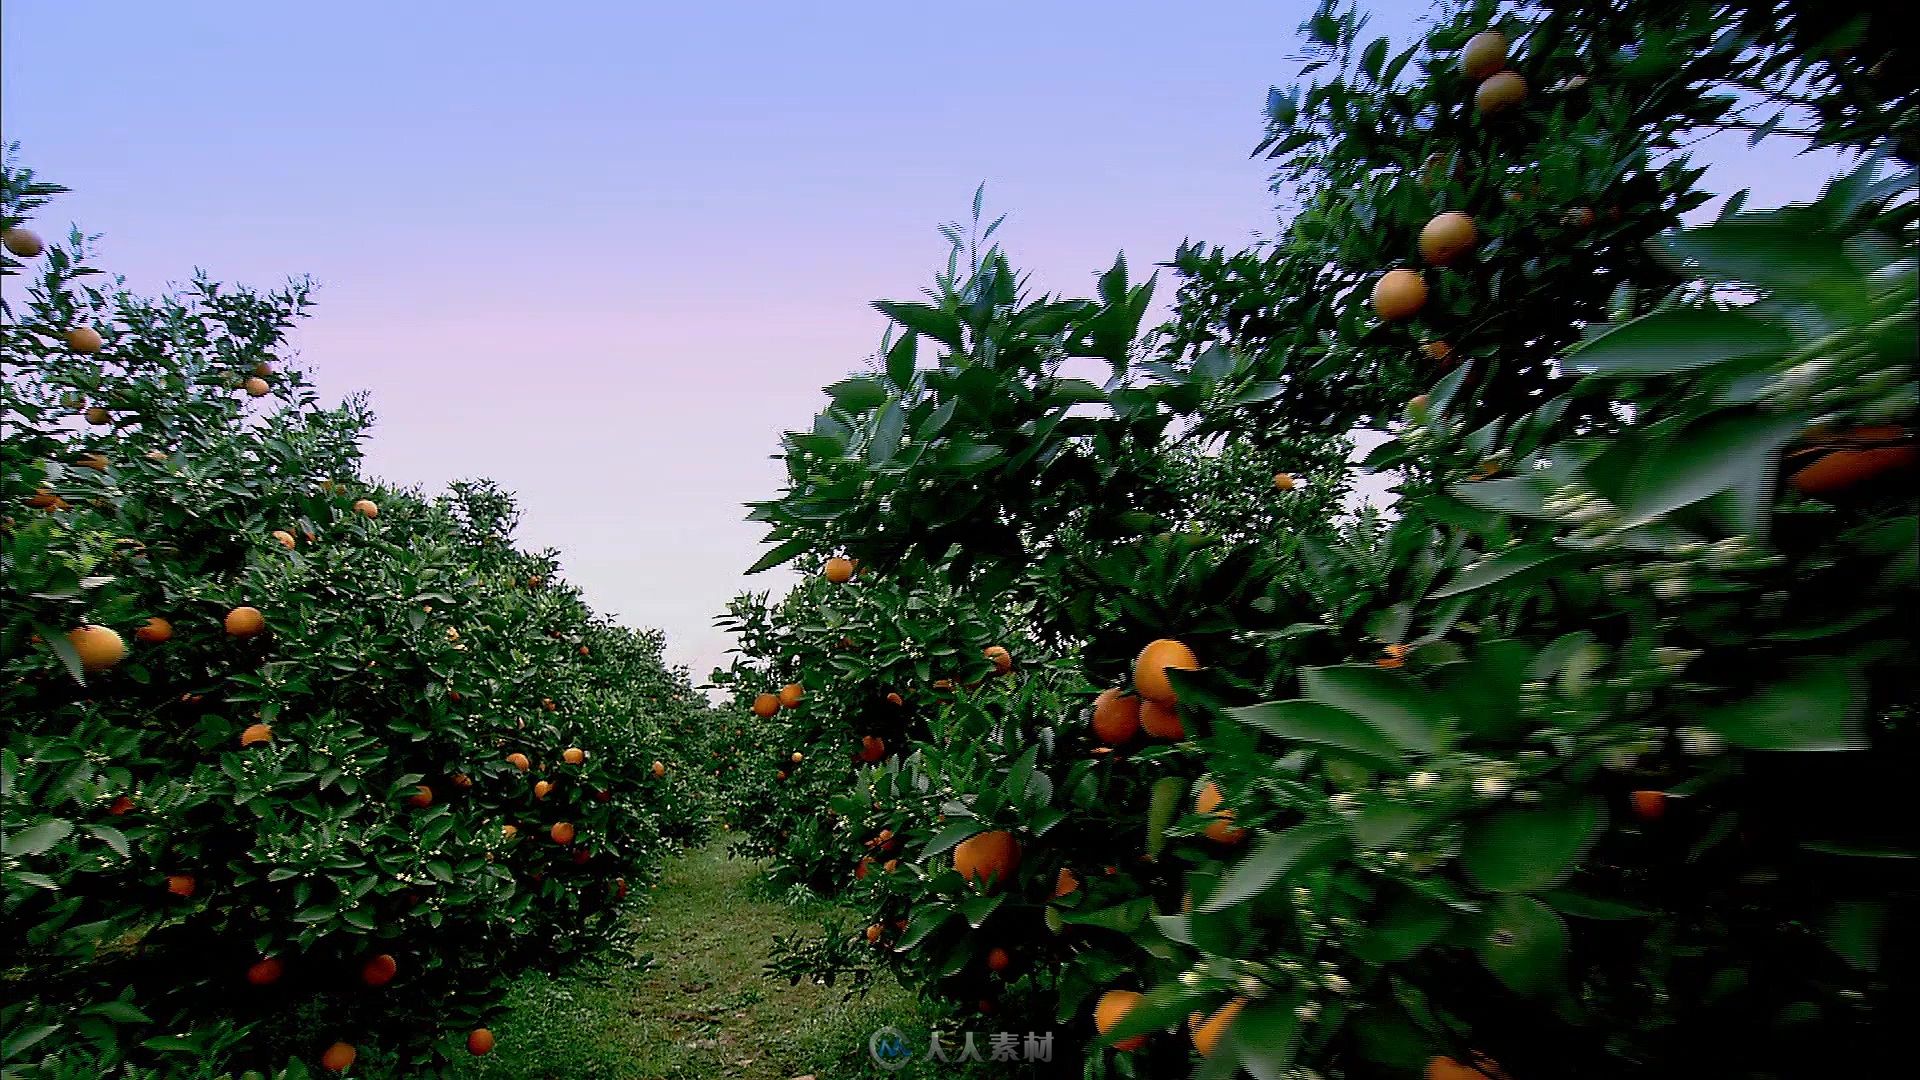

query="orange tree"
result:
[728,1,1913,1076]
[1,159,717,1078]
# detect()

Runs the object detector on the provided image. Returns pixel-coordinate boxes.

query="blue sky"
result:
[2,1,1844,682]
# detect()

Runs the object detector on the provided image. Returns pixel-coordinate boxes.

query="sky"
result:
[1,1,1843,686]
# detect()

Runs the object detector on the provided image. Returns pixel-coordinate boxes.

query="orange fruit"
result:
[360,953,397,986]
[1476,70,1528,114]
[1274,472,1297,491]
[1630,790,1667,822]
[778,683,805,708]
[1196,781,1247,844]
[272,529,297,550]
[246,957,284,986]
[752,693,780,718]
[166,873,196,897]
[1091,689,1141,746]
[952,830,1022,889]
[26,487,59,509]
[823,556,855,583]
[1373,269,1428,321]
[1422,340,1454,362]
[886,691,904,707]
[562,747,586,765]
[76,452,109,471]
[1133,639,1199,705]
[2,226,44,257]
[933,678,955,691]
[1565,206,1597,230]
[244,377,270,397]
[506,752,531,771]
[775,770,787,781]
[451,772,472,789]
[550,821,575,844]
[240,723,274,748]
[351,499,378,519]
[1093,989,1148,1052]
[1140,699,1186,740]
[883,858,899,873]
[1419,211,1478,266]
[319,1042,356,1073]
[534,780,553,799]
[67,625,128,672]
[986,946,1011,973]
[1191,997,1247,1057]
[859,735,887,762]
[791,751,804,764]
[466,1028,495,1056]
[651,760,666,778]
[1792,445,1917,499]
[1054,867,1080,897]
[407,785,433,808]
[225,606,266,638]
[855,856,874,880]
[254,361,275,378]
[984,645,1013,674]
[542,698,557,712]
[1428,1056,1494,1080]
[109,795,136,816]
[84,405,110,425]
[1460,30,1507,80]
[66,327,103,354]
[501,824,518,839]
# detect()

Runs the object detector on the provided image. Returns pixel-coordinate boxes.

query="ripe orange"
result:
[1476,70,1528,114]
[407,785,433,808]
[986,946,1011,973]
[1422,340,1454,362]
[451,772,472,789]
[77,452,109,471]
[26,487,59,509]
[166,873,196,897]
[952,830,1022,889]
[244,377,270,397]
[855,856,874,880]
[865,922,884,944]
[562,747,586,765]
[542,698,557,712]
[1093,989,1148,1052]
[1419,211,1478,266]
[776,770,787,781]
[1630,790,1667,822]
[66,327,103,354]
[1091,689,1141,746]
[1792,445,1917,499]
[84,405,110,425]
[752,692,780,718]
[240,723,274,748]
[246,957,284,986]
[778,683,805,708]
[791,751,804,764]
[824,556,855,583]
[501,824,518,839]
[1274,472,1297,491]
[984,645,1013,674]
[1196,781,1247,844]
[1460,30,1507,80]
[225,606,266,638]
[319,1042,356,1073]
[467,1029,495,1056]
[272,529,297,550]
[109,795,136,816]
[1054,867,1080,897]
[2,226,44,257]
[1373,269,1428,321]
[933,678,955,691]
[1140,699,1186,740]
[254,361,275,378]
[859,735,886,763]
[360,953,397,986]
[550,821,575,844]
[651,760,666,778]
[351,499,378,519]
[1133,639,1199,705]
[1191,997,1248,1057]
[534,780,553,799]
[886,691,904,707]
[67,625,128,672]
[1565,206,1597,230]
[1428,1056,1494,1080]
[506,752,531,771]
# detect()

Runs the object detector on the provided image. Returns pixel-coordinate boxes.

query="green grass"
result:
[449,837,943,1080]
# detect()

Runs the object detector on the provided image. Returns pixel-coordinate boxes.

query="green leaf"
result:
[1567,307,1792,376]
[1146,776,1184,859]
[2,1024,60,1059]
[1619,410,1805,532]
[885,332,917,389]
[1228,995,1304,1080]
[960,893,1004,929]
[1538,889,1651,920]
[1461,795,1605,893]
[1223,700,1404,765]
[1094,979,1208,1045]
[744,536,811,575]
[1699,662,1865,751]
[1299,666,1451,754]
[873,300,964,348]
[1430,640,1531,742]
[4,818,74,857]
[1347,804,1433,851]
[917,818,981,861]
[894,906,954,951]
[869,399,905,465]
[1431,545,1576,599]
[1198,823,1345,913]
[1059,897,1152,931]
[1823,900,1885,972]
[824,376,888,412]
[1477,896,1568,996]
[1351,889,1453,963]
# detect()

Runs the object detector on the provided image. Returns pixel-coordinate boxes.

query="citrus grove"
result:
[1,157,719,1076]
[717,1,1915,1077]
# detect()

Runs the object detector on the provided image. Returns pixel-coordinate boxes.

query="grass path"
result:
[451,838,920,1080]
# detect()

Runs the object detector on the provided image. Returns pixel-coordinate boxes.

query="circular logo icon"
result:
[869,1025,914,1071]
